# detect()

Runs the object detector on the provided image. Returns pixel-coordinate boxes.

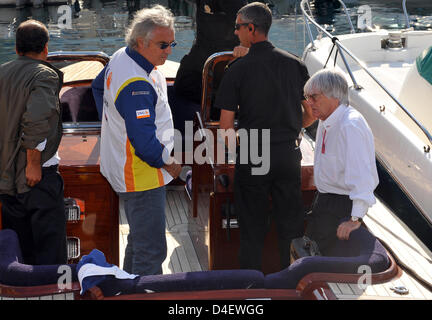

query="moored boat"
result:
[0,0,431,299]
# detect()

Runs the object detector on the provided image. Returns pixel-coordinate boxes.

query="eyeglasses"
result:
[234,23,250,30]
[305,93,322,102]
[152,40,177,50]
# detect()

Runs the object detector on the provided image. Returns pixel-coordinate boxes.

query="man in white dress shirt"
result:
[303,69,379,255]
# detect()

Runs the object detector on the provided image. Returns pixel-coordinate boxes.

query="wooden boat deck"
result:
[119,186,209,274]
[59,59,179,84]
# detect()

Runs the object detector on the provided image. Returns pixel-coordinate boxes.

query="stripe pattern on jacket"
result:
[100,47,174,193]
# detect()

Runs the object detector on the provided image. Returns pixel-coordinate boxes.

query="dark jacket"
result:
[174,0,247,103]
[0,55,63,195]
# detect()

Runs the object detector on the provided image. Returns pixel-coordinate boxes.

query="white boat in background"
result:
[301,0,432,226]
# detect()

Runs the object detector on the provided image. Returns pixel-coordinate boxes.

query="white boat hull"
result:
[303,29,432,224]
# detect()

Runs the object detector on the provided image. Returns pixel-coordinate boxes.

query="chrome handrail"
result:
[402,0,411,28]
[300,0,432,149]
[302,1,360,87]
[304,0,316,50]
[337,0,355,34]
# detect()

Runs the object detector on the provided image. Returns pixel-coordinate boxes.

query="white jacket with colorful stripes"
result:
[100,46,174,193]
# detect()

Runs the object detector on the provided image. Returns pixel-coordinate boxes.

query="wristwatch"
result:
[351,216,363,223]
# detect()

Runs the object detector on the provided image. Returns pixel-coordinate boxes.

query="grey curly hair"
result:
[304,69,349,105]
[125,5,174,49]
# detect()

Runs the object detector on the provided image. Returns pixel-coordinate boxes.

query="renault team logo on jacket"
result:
[136,109,150,119]
[106,71,113,90]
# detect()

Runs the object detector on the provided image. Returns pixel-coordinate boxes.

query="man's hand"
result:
[301,100,317,128]
[163,162,182,179]
[26,149,42,187]
[233,45,249,58]
[336,220,361,240]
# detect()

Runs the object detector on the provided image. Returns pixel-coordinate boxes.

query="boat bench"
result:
[265,224,392,289]
[0,227,395,300]
[61,86,100,123]
[59,84,201,134]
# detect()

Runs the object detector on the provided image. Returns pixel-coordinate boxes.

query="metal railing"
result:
[337,0,355,34]
[402,0,411,28]
[300,0,432,151]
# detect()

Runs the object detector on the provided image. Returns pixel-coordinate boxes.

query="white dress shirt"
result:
[35,139,60,167]
[314,104,379,218]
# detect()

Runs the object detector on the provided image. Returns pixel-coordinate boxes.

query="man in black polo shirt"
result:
[214,2,315,271]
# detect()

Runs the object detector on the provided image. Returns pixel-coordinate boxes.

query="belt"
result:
[317,192,351,202]
[42,164,59,172]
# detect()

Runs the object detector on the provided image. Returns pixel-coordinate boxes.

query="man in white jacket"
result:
[92,5,181,275]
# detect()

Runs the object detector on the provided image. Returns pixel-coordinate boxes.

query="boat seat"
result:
[60,85,100,123]
[77,224,392,298]
[77,249,264,297]
[201,52,238,123]
[265,224,391,289]
[0,227,395,299]
[206,57,233,122]
[0,229,78,290]
[0,229,264,298]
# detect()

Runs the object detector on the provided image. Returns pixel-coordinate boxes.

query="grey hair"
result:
[125,5,174,49]
[238,2,272,36]
[304,69,349,105]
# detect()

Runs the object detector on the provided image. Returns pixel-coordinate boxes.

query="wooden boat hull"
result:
[59,134,119,265]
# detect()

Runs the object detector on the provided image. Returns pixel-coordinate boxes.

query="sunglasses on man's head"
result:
[234,23,250,30]
[156,41,177,50]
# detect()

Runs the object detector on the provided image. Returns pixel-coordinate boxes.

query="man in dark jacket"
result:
[174,0,248,104]
[0,20,67,265]
[170,0,248,136]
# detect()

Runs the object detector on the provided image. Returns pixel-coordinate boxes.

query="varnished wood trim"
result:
[83,288,302,300]
[296,249,400,298]
[0,282,80,299]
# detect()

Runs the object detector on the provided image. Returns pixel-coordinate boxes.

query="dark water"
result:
[1,0,432,64]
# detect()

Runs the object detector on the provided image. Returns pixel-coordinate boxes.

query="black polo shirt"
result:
[214,41,309,144]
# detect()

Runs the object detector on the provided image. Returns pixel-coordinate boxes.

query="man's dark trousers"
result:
[305,192,353,255]
[0,165,67,265]
[234,141,304,271]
